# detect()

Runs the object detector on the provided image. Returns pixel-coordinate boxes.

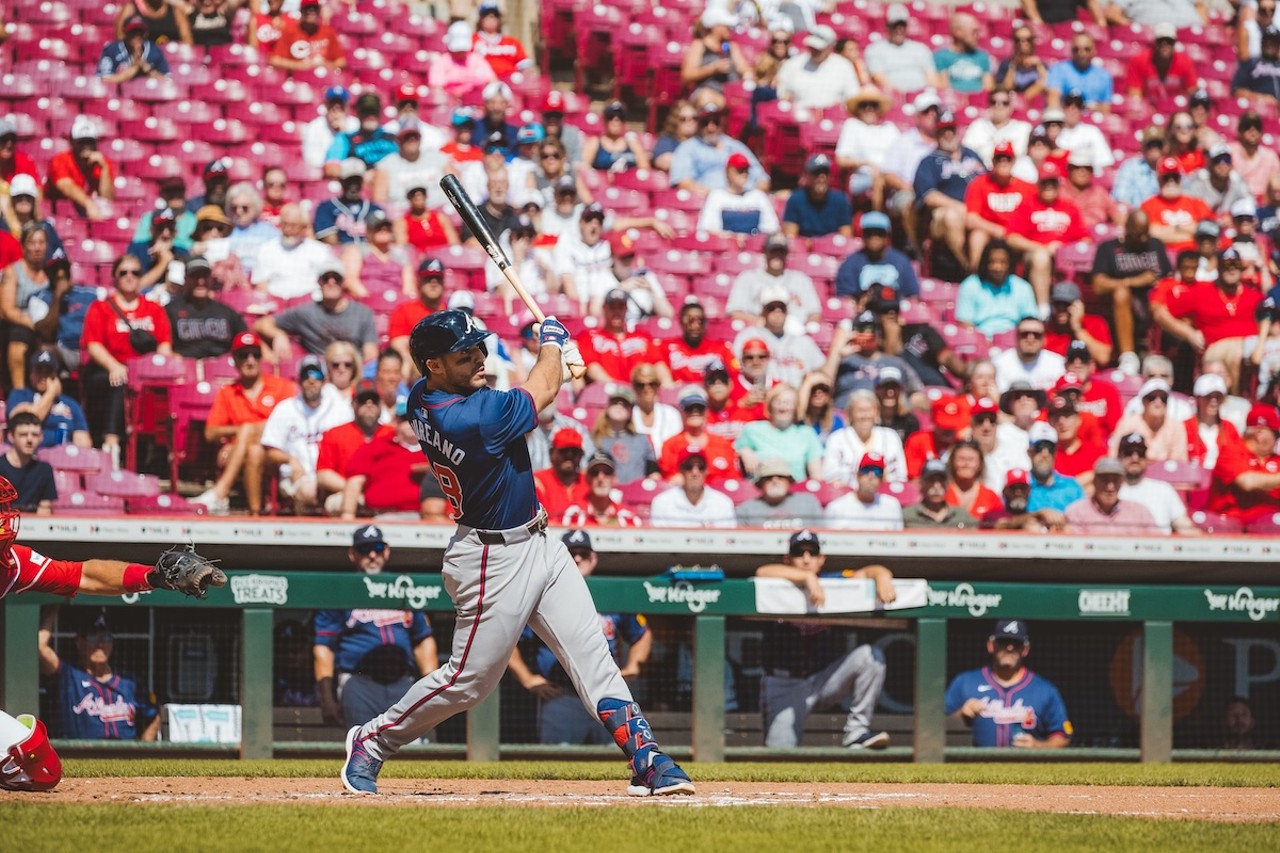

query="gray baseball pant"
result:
[761,644,886,748]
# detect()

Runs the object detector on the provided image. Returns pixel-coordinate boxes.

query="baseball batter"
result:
[0,477,226,791]
[342,310,694,797]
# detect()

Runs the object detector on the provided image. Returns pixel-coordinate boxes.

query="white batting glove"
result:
[560,340,584,381]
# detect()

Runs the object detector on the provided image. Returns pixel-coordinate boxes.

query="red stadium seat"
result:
[52,491,126,516]
[126,494,209,516]
[86,471,162,499]
[42,444,108,475]
[1190,511,1244,534]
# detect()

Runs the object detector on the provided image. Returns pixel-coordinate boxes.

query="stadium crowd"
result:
[1,0,1279,533]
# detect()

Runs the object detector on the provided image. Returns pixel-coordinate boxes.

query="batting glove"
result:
[560,340,584,381]
[537,316,571,350]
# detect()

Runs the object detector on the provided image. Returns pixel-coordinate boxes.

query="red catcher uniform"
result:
[1,544,83,599]
[472,32,527,78]
[1165,283,1264,348]
[964,174,1035,229]
[1140,194,1214,253]
[44,151,115,203]
[1006,196,1088,245]
[1207,442,1280,521]
[271,19,345,66]
[657,432,738,481]
[533,468,590,518]
[578,328,660,383]
[654,336,738,385]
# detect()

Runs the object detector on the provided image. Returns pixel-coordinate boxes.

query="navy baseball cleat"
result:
[341,726,383,794]
[844,730,890,750]
[626,752,695,797]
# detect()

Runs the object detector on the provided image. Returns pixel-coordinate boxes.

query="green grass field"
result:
[4,761,1278,853]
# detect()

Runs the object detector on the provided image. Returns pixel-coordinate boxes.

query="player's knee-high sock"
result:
[598,698,661,778]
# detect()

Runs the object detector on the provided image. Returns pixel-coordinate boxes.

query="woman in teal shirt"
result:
[734,385,823,481]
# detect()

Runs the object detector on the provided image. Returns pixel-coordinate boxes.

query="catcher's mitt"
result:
[149,544,227,598]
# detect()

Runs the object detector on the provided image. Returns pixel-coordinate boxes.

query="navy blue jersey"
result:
[913,146,986,207]
[944,666,1072,747]
[314,609,432,674]
[523,613,648,687]
[408,381,539,529]
[5,389,89,447]
[52,661,155,739]
[782,188,852,238]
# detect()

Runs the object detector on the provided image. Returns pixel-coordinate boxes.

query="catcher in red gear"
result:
[0,476,226,791]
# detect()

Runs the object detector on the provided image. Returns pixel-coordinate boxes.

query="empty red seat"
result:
[126,494,209,516]
[53,491,125,516]
[87,471,162,498]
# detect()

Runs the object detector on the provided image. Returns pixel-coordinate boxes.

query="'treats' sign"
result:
[229,574,289,606]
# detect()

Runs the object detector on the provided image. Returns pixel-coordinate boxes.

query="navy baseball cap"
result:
[562,528,594,553]
[991,619,1030,644]
[788,528,821,555]
[324,86,351,105]
[298,355,326,380]
[75,608,112,638]
[353,524,385,548]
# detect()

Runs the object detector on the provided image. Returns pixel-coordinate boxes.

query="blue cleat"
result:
[626,752,695,797]
[341,726,382,794]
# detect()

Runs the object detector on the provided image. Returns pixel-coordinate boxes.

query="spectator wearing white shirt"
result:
[731,289,824,388]
[835,85,902,209]
[696,153,781,236]
[649,447,737,528]
[552,203,613,302]
[882,91,942,252]
[1054,92,1114,174]
[823,390,908,485]
[726,232,823,324]
[302,86,358,169]
[992,316,1067,392]
[962,89,1032,167]
[370,121,452,213]
[252,203,338,300]
[586,230,673,320]
[774,25,861,110]
[1116,432,1199,534]
[823,451,904,530]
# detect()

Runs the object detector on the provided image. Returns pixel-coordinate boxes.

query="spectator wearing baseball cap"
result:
[1116,432,1199,535]
[312,158,385,246]
[536,90,584,166]
[1061,147,1122,232]
[270,0,347,74]
[913,111,986,273]
[98,16,170,84]
[165,257,249,359]
[303,86,359,169]
[372,110,451,214]
[322,93,399,180]
[727,233,824,325]
[254,258,379,362]
[1112,126,1168,210]
[338,206,412,303]
[1124,23,1198,104]
[823,451,904,530]
[1207,402,1280,522]
[781,153,853,239]
[560,450,644,528]
[903,458,978,529]
[657,387,738,482]
[1108,378,1189,462]
[1184,373,1242,469]
[1024,420,1085,514]
[864,5,942,94]
[5,350,91,450]
[1044,391,1107,487]
[1043,281,1113,366]
[1233,25,1280,103]
[735,457,825,528]
[669,103,767,194]
[695,152,781,237]
[533,428,591,519]
[1004,160,1089,313]
[773,24,861,110]
[1055,91,1116,177]
[1140,155,1215,254]
[469,79,519,153]
[1090,209,1175,375]
[649,444,737,528]
[961,138,1036,271]
[1183,143,1254,219]
[44,116,116,222]
[834,211,921,303]
[337,396,432,521]
[1229,111,1278,203]
[1063,457,1159,534]
[316,379,395,516]
[585,229,674,323]
[473,2,532,78]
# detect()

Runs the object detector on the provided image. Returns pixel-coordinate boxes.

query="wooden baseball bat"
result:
[439,175,585,379]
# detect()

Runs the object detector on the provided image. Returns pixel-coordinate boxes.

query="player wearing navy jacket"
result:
[37,607,158,741]
[945,619,1072,748]
[506,529,652,744]
[342,310,693,797]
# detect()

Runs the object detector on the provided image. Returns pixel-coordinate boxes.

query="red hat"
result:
[858,452,886,472]
[742,337,771,355]
[395,82,419,104]
[608,230,636,258]
[1037,161,1062,182]
[1158,156,1182,176]
[1004,468,1031,488]
[992,141,1016,160]
[1246,403,1280,432]
[726,152,751,171]
[541,90,567,113]
[1053,372,1085,394]
[231,331,261,353]
[971,396,999,418]
[552,428,584,450]
[931,395,966,431]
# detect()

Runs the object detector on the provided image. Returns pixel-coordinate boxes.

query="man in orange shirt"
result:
[44,116,115,222]
[657,387,738,482]
[533,428,590,519]
[316,380,394,515]
[388,258,445,379]
[269,0,347,73]
[1207,403,1280,523]
[1140,157,1214,254]
[194,332,296,515]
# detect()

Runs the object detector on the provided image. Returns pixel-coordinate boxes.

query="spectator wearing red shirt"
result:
[44,117,115,222]
[316,380,394,516]
[269,0,346,73]
[388,258,445,379]
[561,450,643,527]
[654,300,737,386]
[1049,372,1108,446]
[1184,372,1244,469]
[580,289,668,385]
[944,439,1003,518]
[703,359,752,440]
[658,387,739,482]
[1140,157,1214,253]
[964,141,1035,270]
[1124,24,1198,102]
[338,400,429,519]
[472,2,530,78]
[1157,247,1264,392]
[904,394,966,479]
[1044,282,1113,366]
[534,428,591,518]
[1207,403,1280,522]
[247,0,293,54]
[1005,162,1088,310]
[1047,394,1104,486]
[0,115,39,185]
[1063,340,1122,436]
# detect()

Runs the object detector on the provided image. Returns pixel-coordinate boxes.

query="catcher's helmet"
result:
[0,476,19,554]
[408,309,489,375]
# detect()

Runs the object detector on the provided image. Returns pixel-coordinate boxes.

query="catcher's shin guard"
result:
[0,712,62,792]
[598,698,660,779]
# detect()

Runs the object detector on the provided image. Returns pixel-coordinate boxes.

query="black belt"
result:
[475,511,548,546]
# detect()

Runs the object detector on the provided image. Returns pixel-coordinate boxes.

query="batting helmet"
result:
[408,309,489,376]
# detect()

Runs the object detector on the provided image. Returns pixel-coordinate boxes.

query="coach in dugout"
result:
[314,525,438,729]
[945,619,1071,749]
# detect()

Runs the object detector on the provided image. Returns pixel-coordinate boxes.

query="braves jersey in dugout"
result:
[408,380,540,530]
[314,609,433,674]
[0,544,82,599]
[523,613,648,687]
[52,661,155,739]
[944,666,1072,747]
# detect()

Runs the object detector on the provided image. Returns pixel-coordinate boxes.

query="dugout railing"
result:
[6,568,1279,763]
